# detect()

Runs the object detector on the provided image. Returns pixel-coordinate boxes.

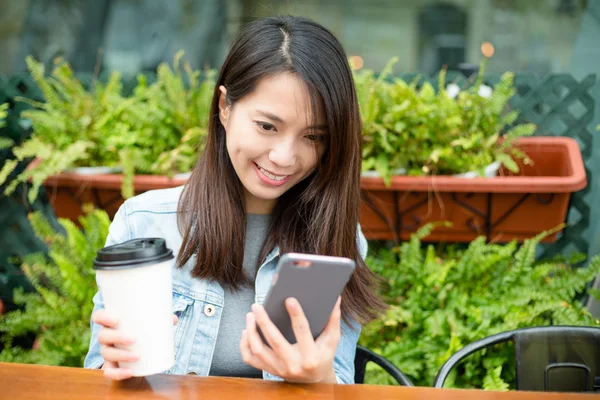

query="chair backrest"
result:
[513,326,600,392]
[433,326,600,392]
[354,345,414,386]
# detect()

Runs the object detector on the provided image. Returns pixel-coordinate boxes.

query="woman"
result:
[84,15,386,384]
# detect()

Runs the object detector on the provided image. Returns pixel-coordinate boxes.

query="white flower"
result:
[446,83,460,99]
[478,84,493,98]
[447,83,493,99]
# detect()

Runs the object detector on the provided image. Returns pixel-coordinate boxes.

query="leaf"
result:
[496,153,519,173]
[376,57,399,84]
[589,288,600,300]
[0,159,19,187]
[483,366,509,391]
[0,102,8,129]
[420,82,436,101]
[484,133,499,149]
[375,153,392,185]
[0,137,14,150]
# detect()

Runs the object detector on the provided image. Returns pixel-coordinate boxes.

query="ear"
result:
[218,85,230,126]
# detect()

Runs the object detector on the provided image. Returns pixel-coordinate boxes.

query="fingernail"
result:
[286,298,297,310]
[251,304,258,313]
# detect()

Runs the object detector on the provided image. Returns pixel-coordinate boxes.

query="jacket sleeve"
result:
[331,226,367,384]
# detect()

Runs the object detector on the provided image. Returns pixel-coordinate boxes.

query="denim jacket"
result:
[83,186,368,384]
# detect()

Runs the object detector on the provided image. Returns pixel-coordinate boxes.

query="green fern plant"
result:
[149,50,215,177]
[0,54,215,202]
[0,206,109,366]
[0,102,8,128]
[0,57,123,202]
[355,59,536,184]
[101,50,215,196]
[0,103,13,150]
[361,225,600,389]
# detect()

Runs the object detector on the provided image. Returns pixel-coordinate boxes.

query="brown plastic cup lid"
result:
[93,238,174,270]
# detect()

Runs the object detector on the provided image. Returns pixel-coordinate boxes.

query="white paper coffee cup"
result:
[94,238,175,376]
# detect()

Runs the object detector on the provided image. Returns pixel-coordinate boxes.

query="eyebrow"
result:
[256,110,285,124]
[256,110,327,130]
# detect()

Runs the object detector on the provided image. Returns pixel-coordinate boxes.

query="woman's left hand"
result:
[240,297,341,384]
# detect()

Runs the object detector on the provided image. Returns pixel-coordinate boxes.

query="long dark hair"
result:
[178,16,386,324]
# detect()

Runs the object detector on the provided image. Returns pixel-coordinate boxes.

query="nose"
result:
[268,138,297,168]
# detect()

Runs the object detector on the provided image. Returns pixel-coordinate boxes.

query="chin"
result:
[252,188,286,200]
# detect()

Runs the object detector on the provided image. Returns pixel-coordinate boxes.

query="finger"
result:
[173,314,179,325]
[240,329,269,371]
[285,298,316,355]
[97,329,135,347]
[245,312,283,371]
[316,296,342,350]
[103,366,134,381]
[100,345,139,364]
[101,361,118,370]
[92,310,119,329]
[250,304,293,357]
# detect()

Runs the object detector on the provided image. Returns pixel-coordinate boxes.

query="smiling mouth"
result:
[254,163,290,181]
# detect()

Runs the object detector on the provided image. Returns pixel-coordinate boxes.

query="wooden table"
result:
[0,362,593,400]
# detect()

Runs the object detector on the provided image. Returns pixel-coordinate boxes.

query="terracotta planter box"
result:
[359,136,587,243]
[41,173,187,222]
[37,136,585,244]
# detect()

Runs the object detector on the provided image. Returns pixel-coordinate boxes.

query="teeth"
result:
[258,166,287,181]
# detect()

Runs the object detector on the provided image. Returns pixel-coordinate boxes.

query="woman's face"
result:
[219,72,327,214]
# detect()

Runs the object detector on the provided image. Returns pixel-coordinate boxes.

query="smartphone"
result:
[260,253,356,345]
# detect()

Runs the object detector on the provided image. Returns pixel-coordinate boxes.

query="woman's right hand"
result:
[92,310,178,380]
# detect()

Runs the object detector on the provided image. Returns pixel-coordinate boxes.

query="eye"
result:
[305,133,326,142]
[256,121,277,132]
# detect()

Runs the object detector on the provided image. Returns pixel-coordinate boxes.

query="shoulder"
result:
[107,186,187,249]
[121,185,185,216]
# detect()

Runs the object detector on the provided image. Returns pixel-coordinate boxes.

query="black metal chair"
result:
[354,345,414,386]
[433,326,600,392]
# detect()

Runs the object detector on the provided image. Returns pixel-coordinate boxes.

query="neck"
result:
[245,190,275,215]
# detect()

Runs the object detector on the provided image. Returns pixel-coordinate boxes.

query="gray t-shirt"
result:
[209,213,270,377]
